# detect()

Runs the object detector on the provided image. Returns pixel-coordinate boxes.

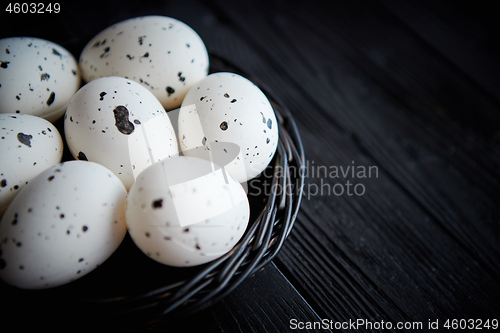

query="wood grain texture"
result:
[378,0,500,100]
[149,263,329,333]
[192,0,500,326]
[1,0,499,331]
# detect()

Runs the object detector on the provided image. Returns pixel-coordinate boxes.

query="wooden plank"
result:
[262,0,500,273]
[198,0,500,324]
[155,263,330,333]
[377,0,500,100]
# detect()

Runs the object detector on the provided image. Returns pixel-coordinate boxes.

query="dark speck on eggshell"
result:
[99,46,110,58]
[178,72,185,82]
[260,112,266,123]
[113,105,135,135]
[152,199,163,209]
[267,118,272,129]
[46,92,55,106]
[17,133,32,147]
[52,48,62,58]
[166,86,175,97]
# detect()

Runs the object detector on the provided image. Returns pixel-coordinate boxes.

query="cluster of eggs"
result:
[0,16,279,289]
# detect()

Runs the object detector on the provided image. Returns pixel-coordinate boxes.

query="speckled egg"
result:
[64,76,178,190]
[79,15,209,111]
[178,72,279,182]
[0,161,127,289]
[126,156,250,267]
[0,37,81,122]
[0,113,63,218]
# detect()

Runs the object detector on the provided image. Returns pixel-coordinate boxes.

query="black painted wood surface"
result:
[1,0,499,332]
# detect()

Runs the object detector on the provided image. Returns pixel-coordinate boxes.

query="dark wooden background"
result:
[1,0,499,331]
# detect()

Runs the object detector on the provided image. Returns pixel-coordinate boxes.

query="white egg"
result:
[79,15,209,111]
[178,72,279,182]
[126,156,250,267]
[64,76,178,190]
[0,37,81,122]
[0,161,127,289]
[0,113,63,218]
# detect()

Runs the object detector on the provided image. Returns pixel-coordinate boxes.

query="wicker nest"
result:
[1,53,305,328]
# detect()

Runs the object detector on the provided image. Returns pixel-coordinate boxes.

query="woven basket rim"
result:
[1,52,306,326]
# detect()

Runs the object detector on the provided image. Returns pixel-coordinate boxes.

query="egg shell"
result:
[126,156,250,267]
[0,113,63,218]
[0,161,127,290]
[178,72,279,182]
[79,15,209,111]
[64,76,179,190]
[0,37,81,122]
